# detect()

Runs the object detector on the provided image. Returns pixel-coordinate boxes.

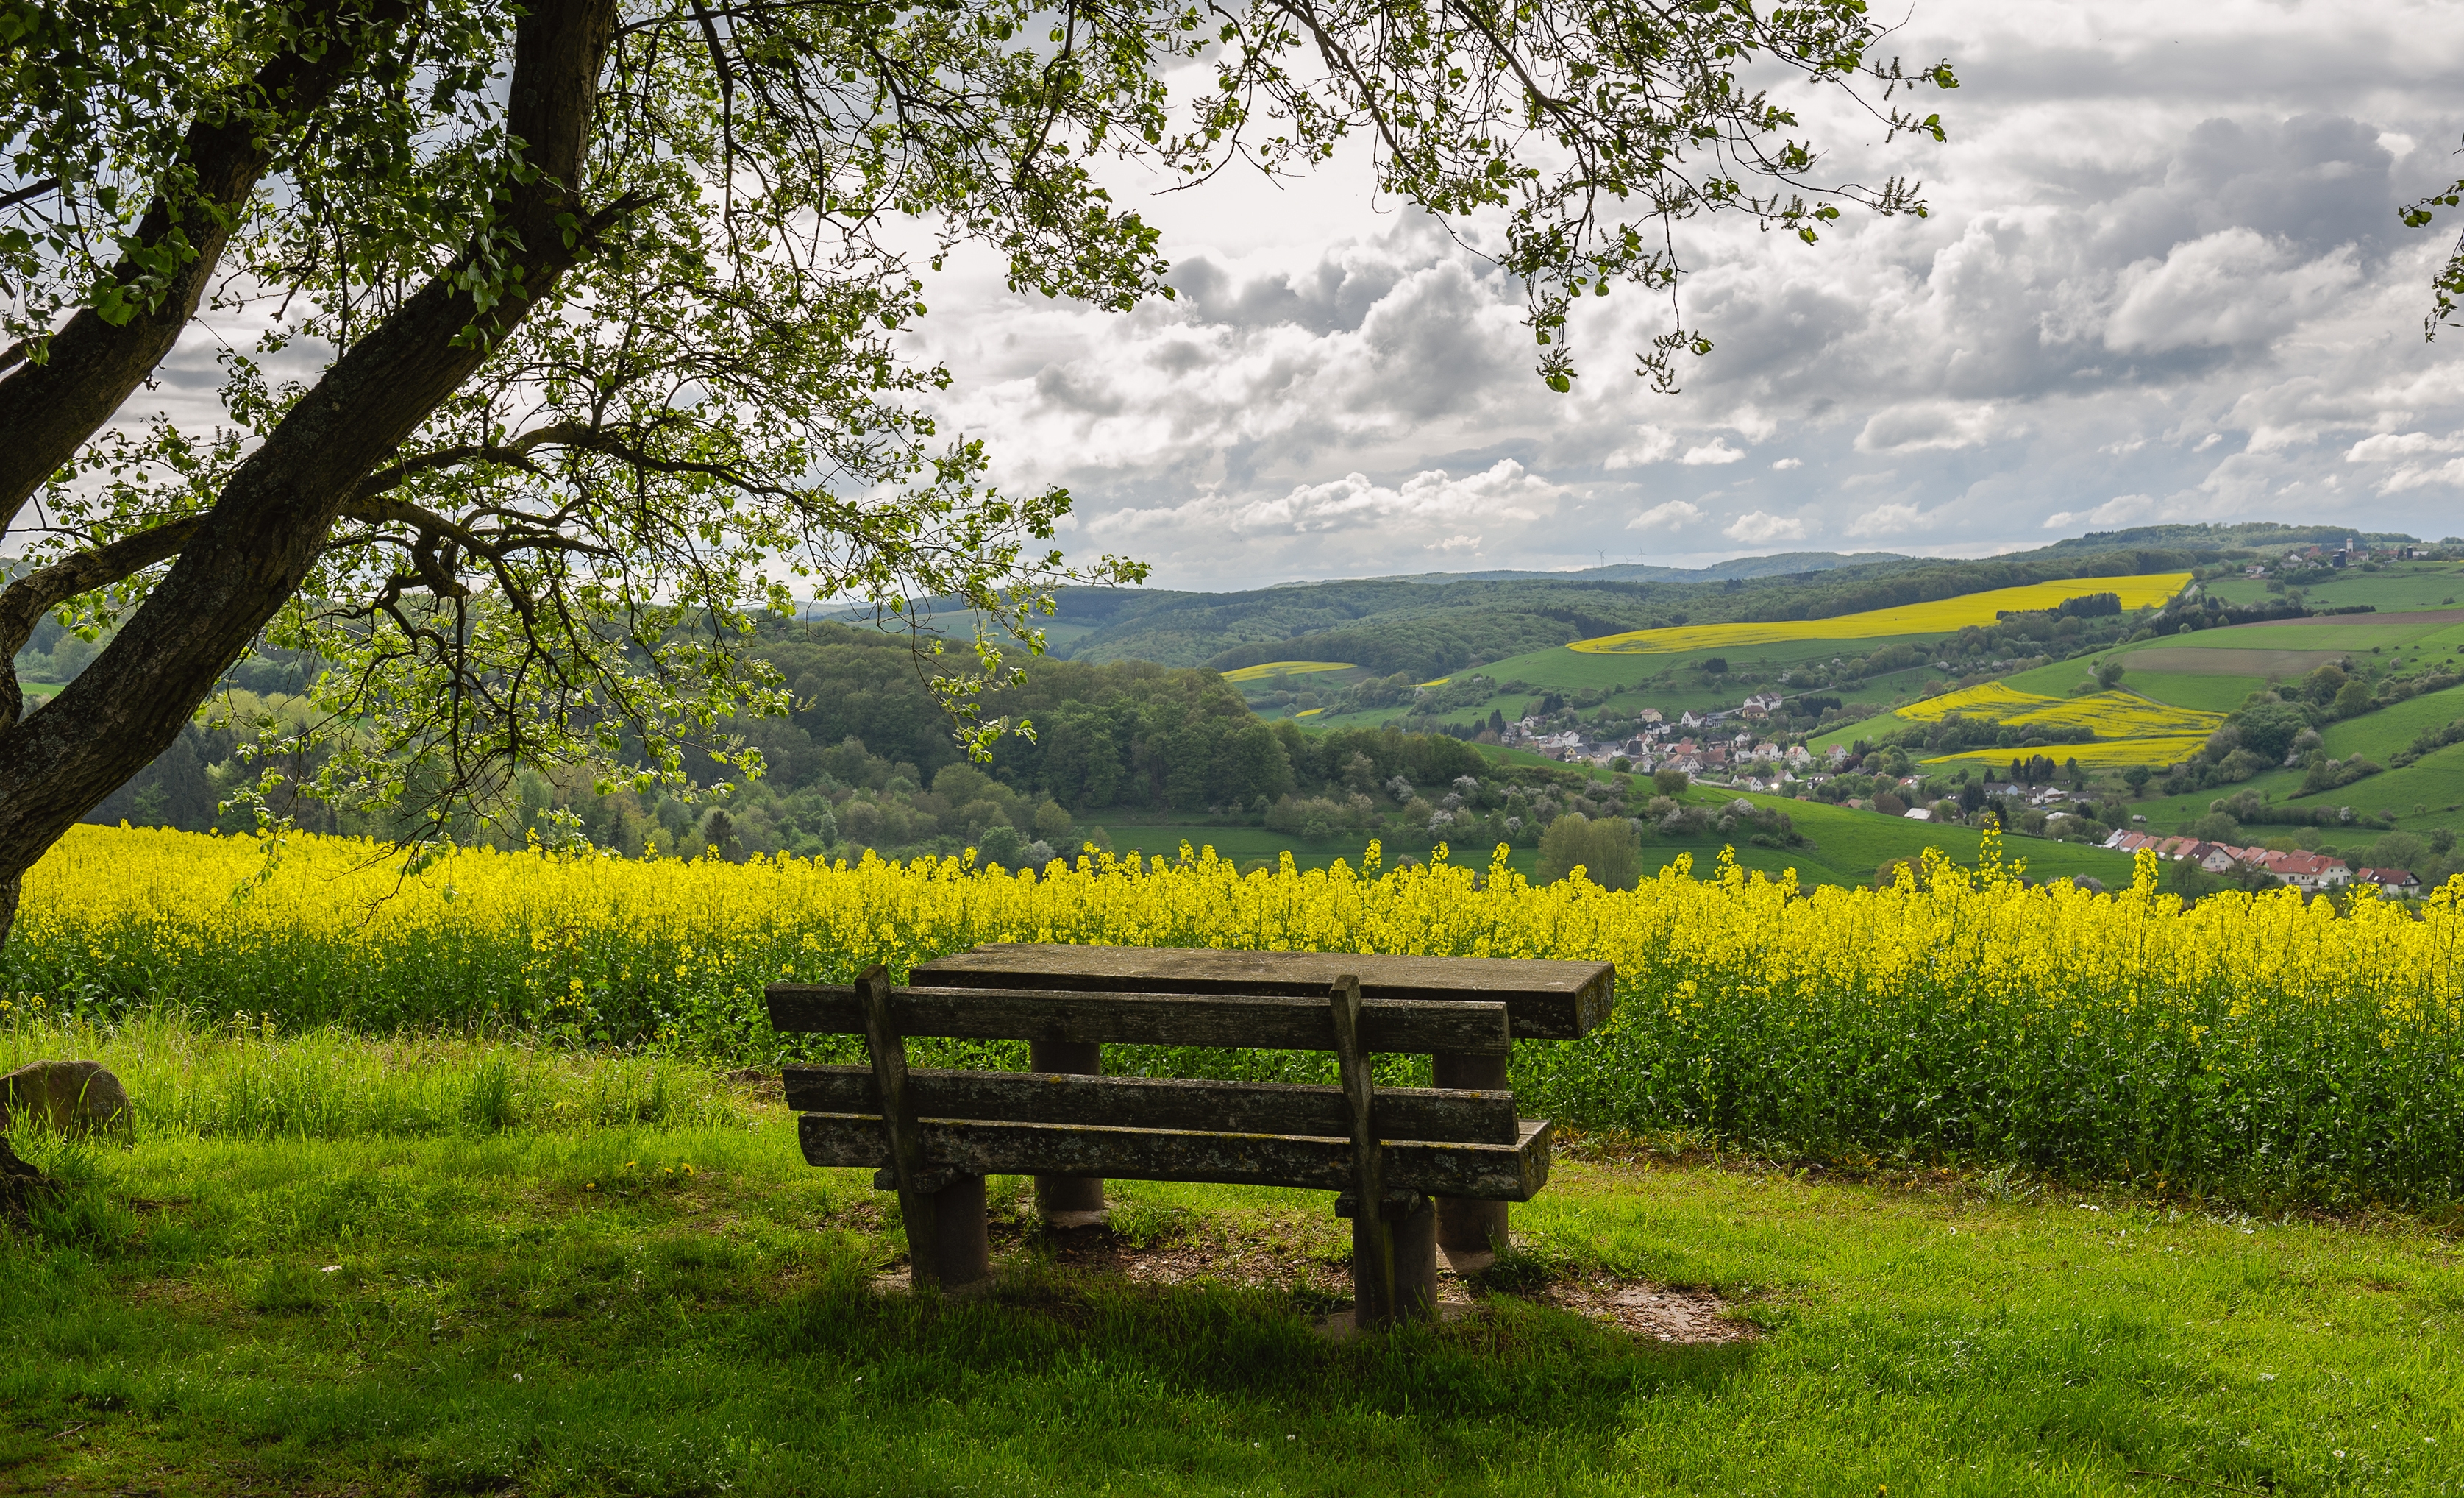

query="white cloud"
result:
[2380,458,2464,494]
[2346,431,2464,462]
[1855,402,2007,454]
[1679,439,1748,466]
[2043,494,2162,530]
[1770,458,1804,471]
[1603,429,1676,468]
[1723,510,1808,543]
[1849,502,1933,537]
[1234,459,1559,533]
[1625,500,1704,531]
[2104,229,2362,355]
[1095,458,1561,543]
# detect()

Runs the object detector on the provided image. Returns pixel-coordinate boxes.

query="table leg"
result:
[1028,1039,1108,1227]
[1432,1051,1510,1271]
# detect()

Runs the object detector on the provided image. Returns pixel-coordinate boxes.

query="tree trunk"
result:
[0,0,409,536]
[0,0,618,948]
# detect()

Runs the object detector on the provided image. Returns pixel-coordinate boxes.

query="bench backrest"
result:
[765,980,1509,1054]
[761,970,1552,1202]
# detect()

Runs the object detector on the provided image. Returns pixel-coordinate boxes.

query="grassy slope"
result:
[2320,683,2464,760]
[2205,560,2464,611]
[1721,793,2135,886]
[7,1029,2456,1498]
[2102,670,2268,711]
[2139,617,2464,653]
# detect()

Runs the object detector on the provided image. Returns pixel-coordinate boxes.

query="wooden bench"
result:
[764,946,1612,1327]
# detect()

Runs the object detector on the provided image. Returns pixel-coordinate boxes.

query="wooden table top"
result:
[910,943,1614,1041]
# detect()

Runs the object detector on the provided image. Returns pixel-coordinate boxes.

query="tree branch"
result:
[0,517,202,733]
[0,0,418,540]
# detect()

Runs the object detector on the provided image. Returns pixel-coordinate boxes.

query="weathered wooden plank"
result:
[911,943,1616,1040]
[795,1114,1553,1201]
[783,1066,1518,1145]
[857,965,955,1286]
[764,984,1509,1056]
[1330,972,1416,1325]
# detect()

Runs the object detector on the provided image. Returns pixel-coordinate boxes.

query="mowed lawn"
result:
[3,1041,2457,1498]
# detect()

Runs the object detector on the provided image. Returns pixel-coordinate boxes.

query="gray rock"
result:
[1,1059,133,1137]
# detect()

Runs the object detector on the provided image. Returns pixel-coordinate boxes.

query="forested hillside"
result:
[1033,544,2228,677]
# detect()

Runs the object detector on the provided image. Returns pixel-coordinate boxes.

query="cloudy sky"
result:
[900,0,2464,590]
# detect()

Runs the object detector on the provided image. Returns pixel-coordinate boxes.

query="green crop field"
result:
[2098,670,2269,711]
[2206,560,2464,611]
[1716,792,2135,885]
[2318,683,2464,762]
[2151,614,2464,654]
[2299,742,2464,826]
[2112,643,2349,678]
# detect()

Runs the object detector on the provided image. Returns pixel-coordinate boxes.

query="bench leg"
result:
[921,1172,990,1291]
[1353,1194,1438,1328]
[1431,1052,1510,1270]
[1028,1040,1108,1227]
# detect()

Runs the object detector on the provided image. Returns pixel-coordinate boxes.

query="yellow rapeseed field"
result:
[1219,661,1356,683]
[7,824,2460,1203]
[1918,734,2216,770]
[1895,682,2223,768]
[1901,682,2221,739]
[1568,573,2190,655]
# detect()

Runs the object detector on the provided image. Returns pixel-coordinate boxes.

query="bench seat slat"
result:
[795,1114,1552,1202]
[783,1066,1518,1145]
[765,984,1509,1057]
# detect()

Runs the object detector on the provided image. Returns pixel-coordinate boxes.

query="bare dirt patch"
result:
[2123,646,2353,677]
[1033,1221,1354,1298]
[1533,1277,1759,1343]
[876,1215,1756,1344]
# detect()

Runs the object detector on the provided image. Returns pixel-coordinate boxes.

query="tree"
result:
[0,0,1955,943]
[1536,812,1638,891]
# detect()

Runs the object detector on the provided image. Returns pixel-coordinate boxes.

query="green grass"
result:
[2301,742,2464,826]
[4,1020,2460,1497]
[2143,617,2464,654]
[2319,684,2464,762]
[1709,793,2134,887]
[2206,561,2464,611]
[2101,671,2268,711]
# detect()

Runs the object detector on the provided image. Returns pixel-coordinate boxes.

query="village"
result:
[1498,695,2428,897]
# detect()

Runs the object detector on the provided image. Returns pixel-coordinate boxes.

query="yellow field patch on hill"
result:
[1899,682,2223,739]
[1922,734,2213,770]
[1568,572,2191,655]
[1897,681,2051,722]
[1220,660,1355,683]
